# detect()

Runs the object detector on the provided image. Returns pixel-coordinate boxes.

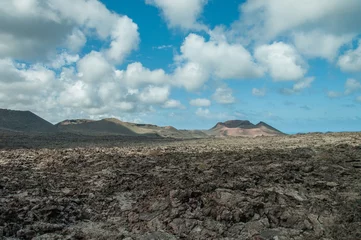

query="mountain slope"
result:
[207,120,284,137]
[57,118,209,139]
[0,109,57,133]
[56,118,145,136]
[1,108,285,138]
[211,120,256,129]
[256,121,284,134]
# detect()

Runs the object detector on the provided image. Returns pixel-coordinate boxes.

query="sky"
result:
[1,0,361,133]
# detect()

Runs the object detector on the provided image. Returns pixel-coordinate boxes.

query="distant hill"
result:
[256,121,284,134]
[56,118,148,136]
[56,118,207,138]
[1,108,285,138]
[0,109,57,133]
[211,120,256,129]
[207,120,284,137]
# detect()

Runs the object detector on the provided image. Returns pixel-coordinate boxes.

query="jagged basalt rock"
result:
[0,132,360,239]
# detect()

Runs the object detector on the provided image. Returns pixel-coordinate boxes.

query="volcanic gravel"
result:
[1,133,361,240]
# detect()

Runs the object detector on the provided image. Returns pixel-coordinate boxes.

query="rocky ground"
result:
[1,132,361,240]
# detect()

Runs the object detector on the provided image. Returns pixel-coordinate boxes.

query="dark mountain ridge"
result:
[209,120,284,137]
[0,108,57,133]
[1,109,285,137]
[212,120,256,129]
[256,121,283,134]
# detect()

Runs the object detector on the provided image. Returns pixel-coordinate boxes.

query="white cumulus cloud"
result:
[163,99,184,109]
[0,0,140,62]
[345,78,361,95]
[254,42,307,81]
[195,108,211,118]
[178,33,263,80]
[252,88,266,97]
[106,17,140,64]
[190,98,211,107]
[280,77,315,95]
[139,86,170,104]
[120,62,169,88]
[293,31,353,61]
[239,0,361,41]
[65,28,87,53]
[212,87,235,104]
[172,62,209,91]
[0,58,55,108]
[338,40,361,72]
[49,52,79,69]
[77,51,114,83]
[145,0,208,30]
[228,0,361,60]
[327,91,343,98]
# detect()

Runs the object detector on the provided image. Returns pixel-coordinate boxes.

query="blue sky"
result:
[0,0,361,133]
